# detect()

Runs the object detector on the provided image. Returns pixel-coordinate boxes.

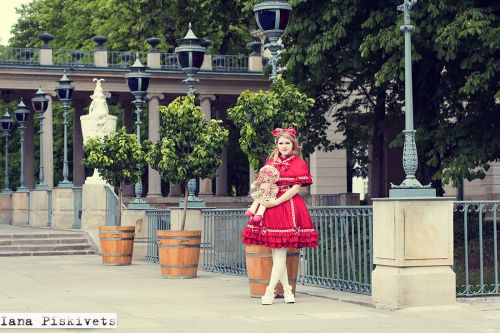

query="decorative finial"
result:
[189,22,192,29]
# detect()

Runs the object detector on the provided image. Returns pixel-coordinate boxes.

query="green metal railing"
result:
[72,187,82,229]
[203,209,248,275]
[212,55,249,72]
[104,186,120,226]
[145,210,171,263]
[201,206,373,294]
[454,201,499,297]
[52,49,94,67]
[108,51,147,68]
[0,47,38,65]
[303,207,373,294]
[160,53,180,70]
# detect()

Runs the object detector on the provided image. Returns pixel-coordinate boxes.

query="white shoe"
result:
[261,287,275,305]
[283,285,295,304]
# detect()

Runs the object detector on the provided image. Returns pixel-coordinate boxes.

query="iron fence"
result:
[212,55,249,72]
[108,51,147,68]
[454,201,500,297]
[160,53,180,70]
[145,210,171,263]
[0,47,39,65]
[203,209,248,275]
[104,186,121,226]
[52,49,94,67]
[72,187,82,229]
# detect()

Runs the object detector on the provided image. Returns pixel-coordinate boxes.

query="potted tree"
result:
[145,95,228,278]
[227,75,314,297]
[83,127,146,265]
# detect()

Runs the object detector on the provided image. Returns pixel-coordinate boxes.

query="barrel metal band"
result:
[158,244,200,248]
[102,254,132,257]
[160,264,198,268]
[100,237,135,241]
[157,236,200,239]
[100,230,135,233]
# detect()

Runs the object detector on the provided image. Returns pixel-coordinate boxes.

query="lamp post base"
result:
[58,180,74,188]
[389,187,436,198]
[128,198,151,210]
[35,183,49,190]
[1,189,12,195]
[16,186,29,193]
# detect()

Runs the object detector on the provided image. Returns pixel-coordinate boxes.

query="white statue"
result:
[81,78,118,184]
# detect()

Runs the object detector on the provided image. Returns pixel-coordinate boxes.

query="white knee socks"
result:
[268,248,288,291]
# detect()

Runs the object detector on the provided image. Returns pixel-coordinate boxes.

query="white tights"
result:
[267,248,289,291]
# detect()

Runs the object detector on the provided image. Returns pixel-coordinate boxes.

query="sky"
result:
[0,0,32,45]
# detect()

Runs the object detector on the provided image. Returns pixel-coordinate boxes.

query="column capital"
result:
[199,94,216,103]
[146,93,165,100]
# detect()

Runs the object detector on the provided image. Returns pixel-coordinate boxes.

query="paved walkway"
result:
[0,253,499,333]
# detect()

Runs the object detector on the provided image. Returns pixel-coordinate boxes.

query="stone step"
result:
[0,238,90,246]
[0,244,94,252]
[0,233,86,239]
[0,250,95,257]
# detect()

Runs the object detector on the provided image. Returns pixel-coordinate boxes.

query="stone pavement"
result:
[0,254,499,333]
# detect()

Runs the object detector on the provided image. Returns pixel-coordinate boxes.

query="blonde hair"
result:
[268,132,301,162]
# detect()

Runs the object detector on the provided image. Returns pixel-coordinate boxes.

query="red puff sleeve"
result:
[292,158,313,186]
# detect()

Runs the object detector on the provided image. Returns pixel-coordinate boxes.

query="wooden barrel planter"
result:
[99,226,135,266]
[157,230,202,279]
[244,245,300,298]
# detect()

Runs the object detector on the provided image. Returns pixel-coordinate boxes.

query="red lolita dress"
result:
[241,154,319,248]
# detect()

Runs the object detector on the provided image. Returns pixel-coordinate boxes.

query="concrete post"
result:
[201,54,213,71]
[215,106,228,196]
[147,51,161,69]
[371,198,456,308]
[94,50,108,67]
[248,55,263,72]
[146,93,164,198]
[39,49,53,66]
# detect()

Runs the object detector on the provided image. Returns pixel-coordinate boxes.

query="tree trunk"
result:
[181,183,189,231]
[370,89,387,199]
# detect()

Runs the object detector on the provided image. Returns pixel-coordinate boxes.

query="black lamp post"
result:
[14,99,30,192]
[31,88,49,189]
[1,111,13,194]
[253,0,292,81]
[125,55,150,208]
[175,23,207,95]
[56,72,75,188]
[175,24,208,207]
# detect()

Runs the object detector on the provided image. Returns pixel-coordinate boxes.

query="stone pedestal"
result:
[81,184,107,249]
[371,198,456,308]
[29,190,51,227]
[11,192,29,226]
[122,209,148,261]
[51,188,75,229]
[94,50,108,67]
[0,194,12,224]
[248,55,263,72]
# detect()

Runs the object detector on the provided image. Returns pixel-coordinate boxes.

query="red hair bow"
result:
[272,127,297,137]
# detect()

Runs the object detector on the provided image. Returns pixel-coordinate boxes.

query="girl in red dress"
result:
[241,128,319,305]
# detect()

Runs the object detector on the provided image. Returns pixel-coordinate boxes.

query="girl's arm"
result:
[261,185,301,208]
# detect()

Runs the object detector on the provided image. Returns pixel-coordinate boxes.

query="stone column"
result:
[198,95,215,196]
[72,100,85,186]
[147,51,161,69]
[42,94,54,188]
[215,106,228,196]
[146,93,164,198]
[371,197,456,308]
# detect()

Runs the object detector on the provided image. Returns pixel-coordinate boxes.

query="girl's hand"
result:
[261,199,279,208]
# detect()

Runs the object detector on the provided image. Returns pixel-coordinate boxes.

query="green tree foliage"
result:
[227,75,314,171]
[9,0,253,54]
[82,127,146,225]
[279,0,499,195]
[144,95,228,229]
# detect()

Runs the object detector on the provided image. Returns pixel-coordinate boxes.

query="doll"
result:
[245,165,280,223]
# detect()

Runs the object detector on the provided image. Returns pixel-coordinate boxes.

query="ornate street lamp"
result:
[175,23,207,95]
[14,99,30,192]
[56,72,75,188]
[175,24,208,207]
[125,55,150,208]
[31,87,49,189]
[389,0,435,198]
[253,0,292,81]
[1,111,13,194]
